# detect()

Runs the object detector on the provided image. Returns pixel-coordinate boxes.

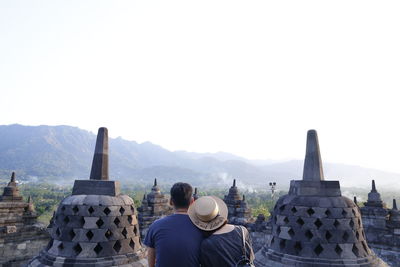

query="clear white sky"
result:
[1,1,400,173]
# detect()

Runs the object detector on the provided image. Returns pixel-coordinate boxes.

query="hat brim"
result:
[188,196,228,231]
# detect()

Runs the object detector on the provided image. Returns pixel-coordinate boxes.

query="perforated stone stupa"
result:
[223,179,252,225]
[137,178,172,239]
[0,172,49,266]
[255,130,387,266]
[28,127,147,267]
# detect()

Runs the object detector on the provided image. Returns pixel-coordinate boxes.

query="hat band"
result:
[197,209,219,222]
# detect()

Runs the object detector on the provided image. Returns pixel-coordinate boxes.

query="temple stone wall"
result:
[138,179,172,239]
[359,180,400,267]
[0,172,50,266]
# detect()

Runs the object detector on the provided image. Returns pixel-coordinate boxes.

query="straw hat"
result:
[188,196,228,231]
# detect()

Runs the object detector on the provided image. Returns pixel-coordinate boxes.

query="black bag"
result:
[235,226,255,267]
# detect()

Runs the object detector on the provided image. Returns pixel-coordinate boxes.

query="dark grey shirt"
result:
[200,226,254,267]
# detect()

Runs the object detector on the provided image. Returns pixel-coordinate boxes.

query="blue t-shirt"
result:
[143,214,204,267]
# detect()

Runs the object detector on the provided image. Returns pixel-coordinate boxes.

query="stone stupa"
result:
[28,127,147,267]
[255,130,387,266]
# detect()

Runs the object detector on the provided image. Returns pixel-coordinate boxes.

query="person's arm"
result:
[147,247,156,267]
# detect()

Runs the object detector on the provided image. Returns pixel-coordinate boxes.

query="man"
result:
[144,182,204,267]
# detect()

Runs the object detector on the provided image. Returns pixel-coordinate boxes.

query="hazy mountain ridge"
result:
[0,124,399,188]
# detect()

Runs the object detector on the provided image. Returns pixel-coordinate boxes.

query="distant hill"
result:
[0,124,399,189]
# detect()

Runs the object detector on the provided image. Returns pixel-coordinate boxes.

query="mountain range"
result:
[0,124,399,189]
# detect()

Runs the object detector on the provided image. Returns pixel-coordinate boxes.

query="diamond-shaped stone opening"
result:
[362,241,369,253]
[342,209,348,217]
[103,207,111,216]
[279,239,286,250]
[343,231,350,242]
[314,244,323,256]
[69,229,76,240]
[325,209,331,217]
[119,207,125,215]
[80,217,85,227]
[122,228,128,238]
[86,230,94,241]
[56,228,61,237]
[128,215,133,224]
[291,207,297,213]
[305,230,313,240]
[288,228,295,238]
[325,231,332,241]
[356,231,360,240]
[279,205,286,212]
[58,242,64,250]
[131,205,135,213]
[114,217,121,226]
[296,218,305,226]
[46,239,54,251]
[129,239,135,250]
[73,243,82,255]
[349,219,355,228]
[94,243,103,255]
[63,216,70,224]
[276,226,281,235]
[335,244,343,255]
[88,206,95,214]
[96,218,104,228]
[314,219,323,229]
[333,219,340,228]
[113,240,122,253]
[72,205,79,214]
[294,241,302,255]
[133,226,138,235]
[283,217,289,224]
[307,208,315,216]
[105,229,113,239]
[352,244,360,257]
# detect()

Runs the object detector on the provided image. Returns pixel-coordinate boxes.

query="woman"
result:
[188,196,254,267]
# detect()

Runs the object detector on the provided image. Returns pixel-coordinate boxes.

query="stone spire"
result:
[365,179,384,208]
[89,127,109,181]
[388,199,400,226]
[1,172,22,201]
[372,180,377,192]
[233,179,236,187]
[302,130,324,181]
[193,187,199,200]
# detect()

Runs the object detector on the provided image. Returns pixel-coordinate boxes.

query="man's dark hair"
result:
[170,182,193,209]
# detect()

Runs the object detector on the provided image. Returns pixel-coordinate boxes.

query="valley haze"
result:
[0,124,399,190]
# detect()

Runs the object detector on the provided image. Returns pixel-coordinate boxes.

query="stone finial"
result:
[233,179,236,187]
[28,195,32,203]
[10,172,16,183]
[154,178,157,186]
[393,199,398,210]
[90,127,109,181]
[371,180,377,192]
[354,196,358,205]
[194,188,198,194]
[242,194,246,201]
[143,192,147,200]
[302,129,324,181]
